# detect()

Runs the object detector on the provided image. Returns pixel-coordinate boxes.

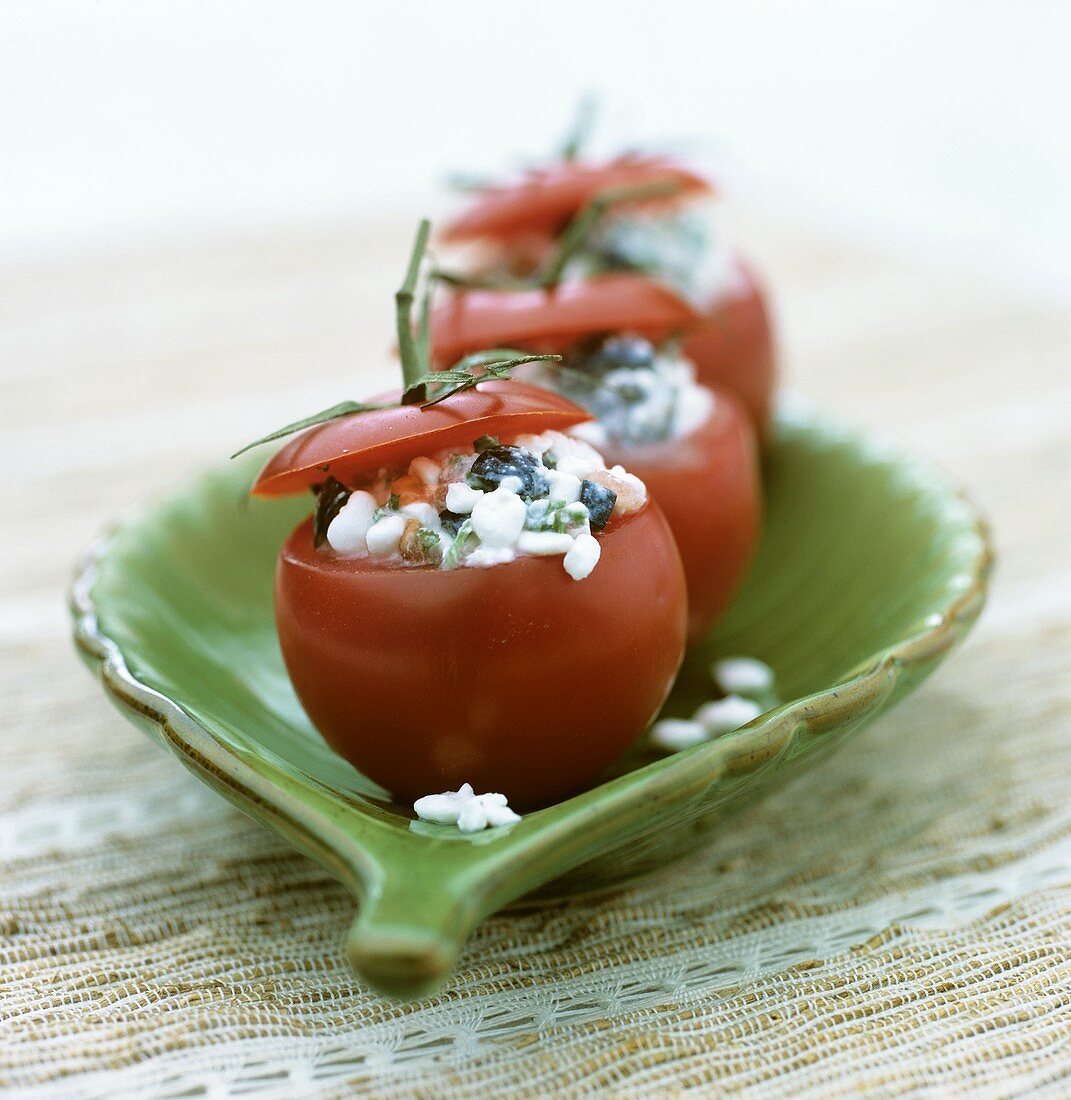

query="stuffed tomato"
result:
[430,277,761,641]
[442,150,777,434]
[255,385,686,807]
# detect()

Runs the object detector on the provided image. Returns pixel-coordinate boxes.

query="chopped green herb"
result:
[442,519,476,569]
[551,501,591,535]
[371,492,400,523]
[473,434,500,453]
[417,528,444,565]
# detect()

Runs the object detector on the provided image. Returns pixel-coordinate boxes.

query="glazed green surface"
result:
[76,404,990,998]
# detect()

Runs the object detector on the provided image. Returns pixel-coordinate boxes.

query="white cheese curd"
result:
[464,546,516,568]
[649,718,709,752]
[672,382,715,439]
[555,453,603,480]
[546,469,582,504]
[563,532,601,581]
[326,490,378,555]
[470,484,526,548]
[650,690,769,757]
[408,456,440,486]
[513,431,606,479]
[694,694,763,735]
[401,501,442,532]
[567,419,610,449]
[413,784,521,832]
[516,530,575,556]
[445,481,483,514]
[711,657,775,699]
[412,783,474,824]
[365,513,407,558]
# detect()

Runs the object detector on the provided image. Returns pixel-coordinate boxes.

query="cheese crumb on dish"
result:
[648,718,708,752]
[413,783,522,832]
[649,658,777,754]
[711,657,775,698]
[694,695,764,734]
[322,430,646,580]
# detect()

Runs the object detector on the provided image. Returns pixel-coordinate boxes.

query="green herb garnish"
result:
[372,492,400,523]
[397,219,433,405]
[442,519,476,569]
[230,400,390,459]
[408,350,562,408]
[537,179,684,289]
[230,219,561,458]
[473,435,499,453]
[560,93,597,163]
[432,178,685,295]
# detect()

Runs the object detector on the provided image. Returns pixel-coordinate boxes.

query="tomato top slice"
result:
[251,380,592,498]
[430,272,703,368]
[443,156,711,244]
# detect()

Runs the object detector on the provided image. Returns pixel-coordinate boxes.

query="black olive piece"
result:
[579,479,617,530]
[312,476,351,548]
[467,445,549,499]
[438,509,467,537]
[596,334,657,371]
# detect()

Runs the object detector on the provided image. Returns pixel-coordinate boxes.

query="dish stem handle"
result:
[346,867,480,1000]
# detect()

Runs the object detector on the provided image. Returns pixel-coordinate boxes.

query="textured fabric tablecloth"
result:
[2,209,1069,1098]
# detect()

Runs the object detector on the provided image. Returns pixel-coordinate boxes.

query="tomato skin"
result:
[443,156,711,244]
[682,259,777,436]
[430,273,700,370]
[275,506,687,807]
[252,381,590,498]
[598,390,761,642]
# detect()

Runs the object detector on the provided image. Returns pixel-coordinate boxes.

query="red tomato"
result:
[683,259,777,435]
[430,273,700,370]
[597,390,761,642]
[252,381,591,498]
[443,156,711,244]
[275,504,687,807]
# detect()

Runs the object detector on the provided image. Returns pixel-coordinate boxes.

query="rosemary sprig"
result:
[231,219,565,460]
[431,267,530,292]
[432,179,685,296]
[444,172,496,193]
[230,399,392,458]
[397,218,432,404]
[405,350,563,408]
[560,94,597,162]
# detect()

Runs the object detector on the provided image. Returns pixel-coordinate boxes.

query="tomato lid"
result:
[251,380,592,498]
[443,156,711,244]
[430,272,702,368]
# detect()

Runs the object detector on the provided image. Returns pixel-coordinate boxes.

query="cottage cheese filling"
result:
[568,206,746,308]
[322,430,646,580]
[539,334,713,450]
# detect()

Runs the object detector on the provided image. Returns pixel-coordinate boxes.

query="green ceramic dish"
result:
[71,403,991,999]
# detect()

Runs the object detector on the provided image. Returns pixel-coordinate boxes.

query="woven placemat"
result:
[2,211,1069,1097]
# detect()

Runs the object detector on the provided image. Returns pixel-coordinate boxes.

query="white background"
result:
[2,0,1069,300]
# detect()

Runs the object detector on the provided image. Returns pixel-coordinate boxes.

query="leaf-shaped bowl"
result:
[71,404,991,999]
